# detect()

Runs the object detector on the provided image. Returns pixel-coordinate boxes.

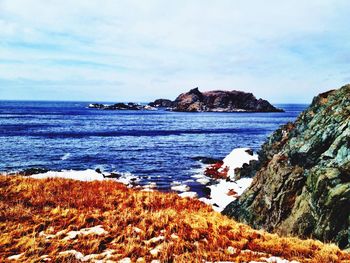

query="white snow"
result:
[221,148,258,179]
[31,169,104,181]
[144,236,165,245]
[250,257,300,263]
[197,148,257,211]
[119,258,132,263]
[30,169,140,186]
[171,184,190,192]
[59,249,116,262]
[179,191,198,198]
[7,253,24,260]
[202,178,253,212]
[143,182,157,189]
[63,225,108,241]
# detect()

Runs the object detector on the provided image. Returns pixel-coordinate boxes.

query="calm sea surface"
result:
[0,101,306,193]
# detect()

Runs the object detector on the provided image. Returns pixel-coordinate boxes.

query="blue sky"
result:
[1,0,350,103]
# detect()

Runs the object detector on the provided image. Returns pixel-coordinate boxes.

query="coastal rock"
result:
[12,167,49,176]
[148,99,174,108]
[172,87,283,112]
[222,85,350,248]
[88,102,143,110]
[191,156,222,164]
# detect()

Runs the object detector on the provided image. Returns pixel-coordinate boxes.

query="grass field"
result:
[1,175,349,262]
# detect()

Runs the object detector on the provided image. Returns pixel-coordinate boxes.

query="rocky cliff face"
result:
[172,88,283,112]
[223,85,350,248]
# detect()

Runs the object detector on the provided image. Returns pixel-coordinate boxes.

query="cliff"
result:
[171,87,283,112]
[223,85,350,248]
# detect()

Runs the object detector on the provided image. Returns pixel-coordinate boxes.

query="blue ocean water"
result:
[0,101,306,193]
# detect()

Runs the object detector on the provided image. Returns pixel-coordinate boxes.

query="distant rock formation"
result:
[148,99,174,108]
[88,103,144,110]
[170,88,283,112]
[89,88,282,112]
[222,85,350,248]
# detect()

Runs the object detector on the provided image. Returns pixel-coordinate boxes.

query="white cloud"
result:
[0,0,350,102]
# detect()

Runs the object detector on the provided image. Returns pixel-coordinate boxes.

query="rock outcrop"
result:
[89,88,283,112]
[148,99,174,108]
[88,103,144,110]
[223,85,350,248]
[171,88,283,112]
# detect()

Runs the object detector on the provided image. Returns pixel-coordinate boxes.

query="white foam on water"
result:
[170,181,190,192]
[61,153,71,160]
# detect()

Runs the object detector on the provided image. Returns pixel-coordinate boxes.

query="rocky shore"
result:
[222,84,350,249]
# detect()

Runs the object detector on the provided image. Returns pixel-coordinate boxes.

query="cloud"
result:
[0,0,350,102]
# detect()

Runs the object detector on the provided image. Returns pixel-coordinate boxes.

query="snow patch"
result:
[206,178,253,212]
[63,225,107,241]
[179,191,198,198]
[221,148,258,179]
[30,169,140,186]
[144,236,165,245]
[8,253,24,260]
[197,148,257,211]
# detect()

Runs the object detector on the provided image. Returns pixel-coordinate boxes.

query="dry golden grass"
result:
[1,175,349,263]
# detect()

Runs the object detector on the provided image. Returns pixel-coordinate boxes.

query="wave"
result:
[61,153,71,160]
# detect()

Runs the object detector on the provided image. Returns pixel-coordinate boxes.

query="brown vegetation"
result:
[204,161,229,179]
[1,175,349,262]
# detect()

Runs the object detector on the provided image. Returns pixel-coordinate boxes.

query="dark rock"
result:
[88,102,143,110]
[172,88,283,112]
[148,99,174,108]
[222,84,350,248]
[103,172,122,179]
[14,168,49,176]
[191,156,222,164]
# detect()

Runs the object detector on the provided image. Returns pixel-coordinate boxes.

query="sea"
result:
[0,101,307,195]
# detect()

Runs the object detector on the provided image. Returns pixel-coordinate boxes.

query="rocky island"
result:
[168,87,284,112]
[88,102,156,111]
[223,84,350,249]
[89,87,283,112]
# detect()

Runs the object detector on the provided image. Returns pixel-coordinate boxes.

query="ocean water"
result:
[0,101,306,194]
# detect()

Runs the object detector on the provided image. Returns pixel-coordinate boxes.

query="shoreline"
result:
[5,147,259,212]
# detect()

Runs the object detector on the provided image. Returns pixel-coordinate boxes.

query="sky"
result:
[1,0,350,103]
